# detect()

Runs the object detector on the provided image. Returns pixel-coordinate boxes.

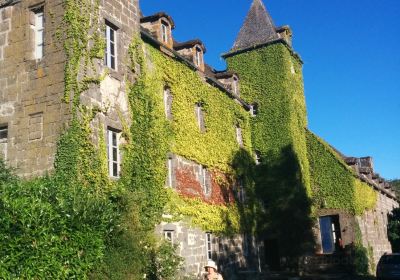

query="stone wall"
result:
[81,0,139,152]
[0,0,69,177]
[0,0,140,177]
[157,154,264,279]
[357,191,399,268]
[156,220,263,280]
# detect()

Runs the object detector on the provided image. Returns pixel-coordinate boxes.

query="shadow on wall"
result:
[216,145,316,276]
[255,145,315,270]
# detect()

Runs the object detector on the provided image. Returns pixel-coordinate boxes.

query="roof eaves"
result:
[0,0,20,8]
[222,39,303,64]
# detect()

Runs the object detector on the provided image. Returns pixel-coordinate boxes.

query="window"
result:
[195,102,205,132]
[232,77,239,96]
[164,230,174,244]
[200,165,210,195]
[243,234,252,257]
[236,124,243,147]
[255,150,262,165]
[33,8,44,60]
[163,86,173,120]
[107,128,120,178]
[161,21,169,43]
[167,156,174,188]
[237,178,246,203]
[206,232,212,260]
[0,125,7,142]
[194,46,202,67]
[250,103,259,117]
[105,21,117,70]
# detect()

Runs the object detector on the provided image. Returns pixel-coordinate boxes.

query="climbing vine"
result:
[306,130,377,215]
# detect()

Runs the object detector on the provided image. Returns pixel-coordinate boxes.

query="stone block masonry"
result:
[0,0,140,177]
[0,0,69,177]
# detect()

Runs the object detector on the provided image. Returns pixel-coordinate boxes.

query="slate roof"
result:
[140,12,175,29]
[174,39,206,53]
[232,0,279,51]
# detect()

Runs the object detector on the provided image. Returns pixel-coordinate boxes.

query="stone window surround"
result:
[101,14,125,81]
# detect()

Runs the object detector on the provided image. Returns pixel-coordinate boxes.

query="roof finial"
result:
[231,0,278,51]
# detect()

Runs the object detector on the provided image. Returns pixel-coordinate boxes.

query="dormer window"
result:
[195,46,203,68]
[232,76,239,95]
[161,21,169,44]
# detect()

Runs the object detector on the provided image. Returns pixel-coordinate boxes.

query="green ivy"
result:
[306,130,377,215]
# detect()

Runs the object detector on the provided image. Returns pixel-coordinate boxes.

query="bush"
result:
[0,162,118,279]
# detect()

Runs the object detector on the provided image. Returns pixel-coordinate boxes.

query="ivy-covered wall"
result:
[124,39,260,236]
[225,43,314,261]
[306,130,377,215]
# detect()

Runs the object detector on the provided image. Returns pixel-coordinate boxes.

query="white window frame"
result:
[195,103,205,132]
[107,128,121,178]
[167,157,173,187]
[250,103,258,117]
[255,151,261,165]
[105,22,117,70]
[236,124,243,147]
[161,21,169,43]
[206,232,212,260]
[163,87,172,120]
[195,46,202,67]
[164,230,174,244]
[200,165,210,195]
[34,9,44,60]
[232,77,239,95]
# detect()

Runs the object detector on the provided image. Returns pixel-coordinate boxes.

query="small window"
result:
[237,178,246,203]
[243,233,252,256]
[236,124,243,147]
[200,165,210,195]
[0,125,8,142]
[163,86,173,120]
[232,77,239,96]
[250,103,259,117]
[164,230,174,244]
[195,102,206,133]
[194,46,203,68]
[107,128,121,178]
[32,8,44,60]
[161,21,169,43]
[166,156,174,188]
[105,21,118,70]
[206,232,212,260]
[255,150,262,165]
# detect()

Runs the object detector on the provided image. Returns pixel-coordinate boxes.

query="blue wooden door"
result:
[319,216,334,254]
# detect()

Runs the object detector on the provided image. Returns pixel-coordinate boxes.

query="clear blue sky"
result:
[140,0,400,180]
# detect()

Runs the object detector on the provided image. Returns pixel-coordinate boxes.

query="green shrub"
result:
[0,162,117,279]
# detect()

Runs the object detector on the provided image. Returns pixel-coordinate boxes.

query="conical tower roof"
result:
[232,0,279,51]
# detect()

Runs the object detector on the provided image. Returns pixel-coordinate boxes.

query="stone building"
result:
[0,0,398,279]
